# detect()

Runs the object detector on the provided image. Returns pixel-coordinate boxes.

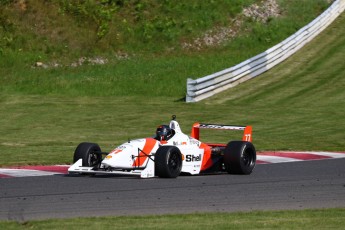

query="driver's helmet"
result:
[155,125,173,141]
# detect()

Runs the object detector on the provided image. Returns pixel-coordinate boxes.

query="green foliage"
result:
[0,0,13,6]
[0,0,260,55]
[0,3,14,54]
[57,0,119,40]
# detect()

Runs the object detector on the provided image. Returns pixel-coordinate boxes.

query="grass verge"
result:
[0,208,344,229]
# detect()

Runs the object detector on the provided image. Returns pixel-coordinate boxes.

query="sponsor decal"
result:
[117,145,127,150]
[109,149,123,154]
[109,145,127,154]
[186,154,202,162]
[199,124,245,130]
[188,136,200,146]
[173,141,187,146]
[189,139,200,146]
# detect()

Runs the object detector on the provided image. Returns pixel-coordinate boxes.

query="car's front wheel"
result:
[73,142,102,168]
[155,146,182,178]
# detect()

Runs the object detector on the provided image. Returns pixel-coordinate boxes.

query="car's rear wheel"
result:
[73,142,102,168]
[223,141,256,175]
[155,146,182,178]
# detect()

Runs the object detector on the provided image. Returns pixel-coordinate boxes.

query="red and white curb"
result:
[0,165,69,178]
[1,151,345,178]
[256,151,345,164]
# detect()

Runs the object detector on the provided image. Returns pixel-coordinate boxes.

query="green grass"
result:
[0,0,259,56]
[1,208,344,229]
[0,1,331,98]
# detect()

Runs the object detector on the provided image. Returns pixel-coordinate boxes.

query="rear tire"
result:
[73,142,102,167]
[155,146,182,178]
[223,141,256,175]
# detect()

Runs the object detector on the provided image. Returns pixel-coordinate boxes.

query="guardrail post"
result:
[186,78,196,103]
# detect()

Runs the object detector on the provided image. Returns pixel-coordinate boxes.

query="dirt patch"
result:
[182,0,281,50]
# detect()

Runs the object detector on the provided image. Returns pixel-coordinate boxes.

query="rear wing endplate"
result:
[191,123,252,142]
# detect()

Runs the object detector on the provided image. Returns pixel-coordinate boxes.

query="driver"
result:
[155,125,174,141]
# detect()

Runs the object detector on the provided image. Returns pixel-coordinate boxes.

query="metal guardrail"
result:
[186,0,345,102]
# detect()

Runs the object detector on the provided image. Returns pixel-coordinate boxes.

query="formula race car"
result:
[68,115,256,178]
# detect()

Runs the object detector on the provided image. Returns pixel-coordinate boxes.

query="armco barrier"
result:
[186,0,345,102]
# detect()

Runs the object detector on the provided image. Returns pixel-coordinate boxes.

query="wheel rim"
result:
[242,148,254,167]
[168,152,181,172]
[88,152,100,167]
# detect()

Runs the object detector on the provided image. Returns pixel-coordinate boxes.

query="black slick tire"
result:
[155,146,182,178]
[223,141,256,175]
[73,142,102,167]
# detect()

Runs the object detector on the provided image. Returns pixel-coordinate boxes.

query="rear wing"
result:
[190,123,252,142]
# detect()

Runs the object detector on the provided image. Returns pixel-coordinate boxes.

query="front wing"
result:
[68,158,156,178]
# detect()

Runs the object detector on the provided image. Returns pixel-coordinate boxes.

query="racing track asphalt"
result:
[1,158,345,221]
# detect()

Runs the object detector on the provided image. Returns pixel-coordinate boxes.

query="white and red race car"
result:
[68,116,256,178]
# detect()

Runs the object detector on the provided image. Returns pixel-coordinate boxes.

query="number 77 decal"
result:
[242,126,252,142]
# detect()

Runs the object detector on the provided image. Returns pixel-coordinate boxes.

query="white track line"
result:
[0,169,62,177]
[257,155,302,163]
[289,151,345,158]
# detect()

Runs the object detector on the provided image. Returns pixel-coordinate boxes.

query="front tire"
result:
[155,146,182,178]
[73,142,102,168]
[223,141,256,175]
